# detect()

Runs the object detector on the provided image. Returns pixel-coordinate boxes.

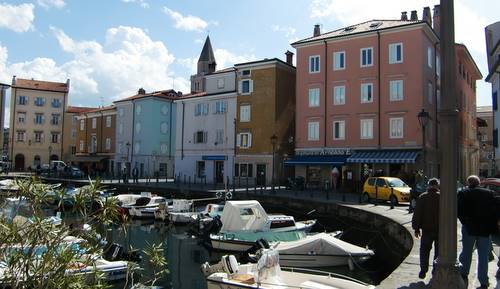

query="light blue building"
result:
[114,88,181,178]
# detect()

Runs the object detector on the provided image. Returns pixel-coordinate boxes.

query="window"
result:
[436,55,441,76]
[51,99,61,108]
[235,163,254,177]
[195,103,209,116]
[333,120,345,140]
[215,101,227,114]
[135,122,141,133]
[51,133,59,144]
[215,129,224,144]
[136,104,142,115]
[333,51,345,70]
[217,78,225,89]
[118,108,124,117]
[240,79,253,94]
[92,118,97,129]
[494,91,498,111]
[160,143,168,154]
[105,138,111,150]
[106,116,112,127]
[17,112,26,124]
[35,113,44,124]
[118,122,123,134]
[240,105,251,122]
[117,142,123,154]
[194,131,207,144]
[34,131,42,143]
[71,129,76,139]
[308,121,319,141]
[79,140,84,151]
[360,119,373,139]
[428,82,433,104]
[361,83,373,103]
[376,178,387,187]
[389,43,403,64]
[80,119,85,131]
[34,97,45,106]
[160,122,168,134]
[51,114,60,125]
[18,96,28,105]
[389,80,404,101]
[16,131,25,142]
[360,47,373,67]
[71,146,76,155]
[241,69,251,77]
[91,135,98,153]
[309,55,320,73]
[333,85,345,105]
[237,133,252,148]
[197,161,206,178]
[308,88,320,107]
[390,117,404,138]
[161,105,168,115]
[427,47,433,68]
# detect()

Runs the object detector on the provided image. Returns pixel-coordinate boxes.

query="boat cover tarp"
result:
[276,233,374,257]
[220,200,269,232]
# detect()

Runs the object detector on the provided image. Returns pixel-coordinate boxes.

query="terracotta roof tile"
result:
[114,89,183,103]
[13,78,69,92]
[84,105,116,114]
[66,106,96,113]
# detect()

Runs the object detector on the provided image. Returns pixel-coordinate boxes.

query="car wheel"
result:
[362,192,370,203]
[390,195,398,206]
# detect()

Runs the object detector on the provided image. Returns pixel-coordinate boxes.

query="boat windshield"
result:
[388,179,408,188]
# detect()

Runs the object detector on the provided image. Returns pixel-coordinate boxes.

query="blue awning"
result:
[202,155,227,161]
[284,155,348,166]
[346,150,419,164]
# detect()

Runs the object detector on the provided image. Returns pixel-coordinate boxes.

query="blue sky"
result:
[0,0,498,118]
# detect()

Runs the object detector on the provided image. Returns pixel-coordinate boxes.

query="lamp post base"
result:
[430,260,466,289]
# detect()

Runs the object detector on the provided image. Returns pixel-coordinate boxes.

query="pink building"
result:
[287,6,480,188]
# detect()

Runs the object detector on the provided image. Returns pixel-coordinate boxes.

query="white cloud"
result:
[0,26,190,107]
[0,3,35,33]
[214,49,257,69]
[273,25,299,43]
[163,7,208,32]
[178,58,198,75]
[37,0,65,9]
[121,0,149,9]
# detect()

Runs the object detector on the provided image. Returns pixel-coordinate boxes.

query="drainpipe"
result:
[323,40,328,148]
[434,41,439,176]
[181,101,185,160]
[377,31,381,149]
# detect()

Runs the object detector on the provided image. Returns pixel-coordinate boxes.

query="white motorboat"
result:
[210,200,315,252]
[129,196,170,219]
[202,249,375,289]
[167,199,196,224]
[275,232,374,268]
[112,193,146,215]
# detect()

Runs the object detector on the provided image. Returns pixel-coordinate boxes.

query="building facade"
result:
[9,77,69,170]
[0,83,8,158]
[75,106,116,176]
[290,6,480,187]
[114,89,180,178]
[477,106,494,177]
[234,56,296,186]
[485,21,500,175]
[175,37,237,184]
[62,106,95,165]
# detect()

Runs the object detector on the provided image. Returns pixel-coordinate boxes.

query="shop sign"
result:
[296,148,351,156]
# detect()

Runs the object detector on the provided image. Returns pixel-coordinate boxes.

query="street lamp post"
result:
[270,134,278,194]
[417,108,430,177]
[430,0,464,287]
[126,142,131,182]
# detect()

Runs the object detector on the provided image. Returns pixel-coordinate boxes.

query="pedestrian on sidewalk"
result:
[132,166,139,184]
[412,178,440,279]
[458,175,497,288]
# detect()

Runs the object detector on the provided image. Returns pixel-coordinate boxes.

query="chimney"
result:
[433,5,441,37]
[11,75,16,86]
[410,10,418,21]
[422,7,432,25]
[313,24,321,37]
[138,88,146,95]
[285,50,294,65]
[401,11,408,21]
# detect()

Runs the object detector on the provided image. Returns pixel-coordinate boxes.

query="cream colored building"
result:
[9,77,69,170]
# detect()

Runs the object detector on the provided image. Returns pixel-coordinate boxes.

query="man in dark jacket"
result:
[458,175,497,288]
[412,178,440,279]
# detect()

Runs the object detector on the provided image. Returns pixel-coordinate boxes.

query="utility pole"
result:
[430,0,465,288]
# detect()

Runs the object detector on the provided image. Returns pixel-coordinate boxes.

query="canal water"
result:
[107,208,381,289]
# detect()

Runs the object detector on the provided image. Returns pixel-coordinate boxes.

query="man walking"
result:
[458,175,497,288]
[412,178,440,279]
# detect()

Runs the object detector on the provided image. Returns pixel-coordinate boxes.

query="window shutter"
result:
[250,80,254,93]
[203,131,208,143]
[248,133,252,148]
[193,132,197,143]
[493,91,498,111]
[236,134,241,147]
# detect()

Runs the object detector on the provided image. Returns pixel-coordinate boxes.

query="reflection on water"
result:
[110,220,213,289]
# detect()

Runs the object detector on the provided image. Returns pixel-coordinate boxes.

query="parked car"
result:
[480,178,500,196]
[362,177,411,206]
[50,160,67,172]
[64,166,84,178]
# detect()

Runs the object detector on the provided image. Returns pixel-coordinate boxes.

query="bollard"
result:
[254,178,257,194]
[183,174,186,184]
[246,177,249,194]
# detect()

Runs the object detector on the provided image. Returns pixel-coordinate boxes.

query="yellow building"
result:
[9,77,69,170]
[62,106,95,165]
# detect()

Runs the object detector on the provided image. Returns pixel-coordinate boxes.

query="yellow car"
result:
[362,177,411,205]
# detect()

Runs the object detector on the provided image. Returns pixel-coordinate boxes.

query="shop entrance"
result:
[256,164,266,186]
[215,161,224,184]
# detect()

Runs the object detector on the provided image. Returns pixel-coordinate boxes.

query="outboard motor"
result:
[201,255,239,277]
[103,243,142,262]
[242,238,271,263]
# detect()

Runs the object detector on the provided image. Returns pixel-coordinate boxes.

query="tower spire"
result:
[197,35,216,74]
